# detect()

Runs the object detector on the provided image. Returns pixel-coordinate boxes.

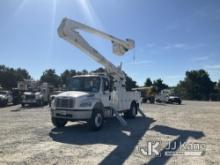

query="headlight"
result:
[51,99,55,109]
[36,95,41,99]
[0,96,6,99]
[80,101,92,107]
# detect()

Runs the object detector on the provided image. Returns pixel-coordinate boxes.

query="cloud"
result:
[166,75,183,79]
[127,60,153,65]
[162,43,205,50]
[173,43,188,48]
[145,43,156,48]
[205,65,220,70]
[191,56,210,61]
[163,43,188,49]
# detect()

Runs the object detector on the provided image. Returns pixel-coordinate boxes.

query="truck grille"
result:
[55,97,74,109]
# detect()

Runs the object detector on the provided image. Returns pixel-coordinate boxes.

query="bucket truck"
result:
[21,81,50,107]
[50,18,141,130]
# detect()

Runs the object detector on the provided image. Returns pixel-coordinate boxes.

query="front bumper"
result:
[51,109,92,120]
[168,98,181,103]
[0,99,7,104]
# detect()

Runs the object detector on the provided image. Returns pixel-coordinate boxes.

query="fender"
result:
[93,101,104,111]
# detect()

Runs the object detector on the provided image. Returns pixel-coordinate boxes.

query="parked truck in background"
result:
[155,89,182,104]
[21,82,50,107]
[11,88,23,105]
[0,90,13,106]
[133,86,156,104]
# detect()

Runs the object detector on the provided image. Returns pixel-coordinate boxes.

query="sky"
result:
[0,0,220,86]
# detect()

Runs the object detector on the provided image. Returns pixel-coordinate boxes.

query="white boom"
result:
[57,18,135,82]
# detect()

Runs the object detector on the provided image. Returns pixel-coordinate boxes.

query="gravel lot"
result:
[0,101,220,165]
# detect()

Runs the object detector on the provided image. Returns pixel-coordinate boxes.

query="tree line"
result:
[0,65,31,89]
[0,65,220,100]
[40,67,137,91]
[0,65,137,91]
[144,69,220,101]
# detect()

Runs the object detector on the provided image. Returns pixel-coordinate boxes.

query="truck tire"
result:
[150,97,155,104]
[37,100,43,106]
[156,99,161,103]
[13,101,18,105]
[88,109,104,131]
[4,100,8,106]
[124,102,137,119]
[21,103,25,107]
[52,117,67,128]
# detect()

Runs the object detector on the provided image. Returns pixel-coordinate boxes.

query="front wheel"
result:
[88,109,104,131]
[38,100,43,106]
[3,100,8,106]
[52,117,67,128]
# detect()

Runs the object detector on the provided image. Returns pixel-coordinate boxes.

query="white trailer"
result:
[50,18,141,130]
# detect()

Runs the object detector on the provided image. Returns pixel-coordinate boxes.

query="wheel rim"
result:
[95,113,102,127]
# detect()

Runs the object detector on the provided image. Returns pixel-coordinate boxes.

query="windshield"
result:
[67,77,100,92]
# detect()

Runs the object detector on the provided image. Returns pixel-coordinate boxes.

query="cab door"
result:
[101,78,110,108]
[7,92,13,103]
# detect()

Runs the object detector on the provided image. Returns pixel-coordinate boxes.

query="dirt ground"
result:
[0,101,219,165]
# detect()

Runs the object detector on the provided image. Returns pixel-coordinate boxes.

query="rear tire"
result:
[52,117,67,128]
[150,97,155,104]
[88,109,104,131]
[124,102,137,119]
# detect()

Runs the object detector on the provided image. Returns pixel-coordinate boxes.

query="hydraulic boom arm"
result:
[57,18,135,81]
